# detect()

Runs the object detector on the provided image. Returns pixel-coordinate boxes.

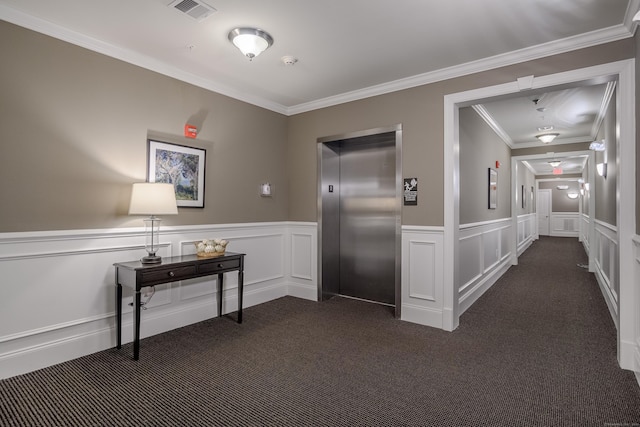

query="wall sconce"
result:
[596,162,607,178]
[228,27,274,60]
[567,192,579,199]
[129,183,178,264]
[589,140,606,151]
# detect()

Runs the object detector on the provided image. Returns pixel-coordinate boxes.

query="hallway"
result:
[1,238,639,426]
[457,236,640,423]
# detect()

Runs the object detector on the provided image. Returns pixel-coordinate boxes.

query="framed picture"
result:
[488,168,497,209]
[147,139,206,208]
[521,185,526,209]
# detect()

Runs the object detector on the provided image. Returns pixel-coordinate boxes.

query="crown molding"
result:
[1,4,633,117]
[286,24,633,115]
[0,4,289,115]
[471,105,514,148]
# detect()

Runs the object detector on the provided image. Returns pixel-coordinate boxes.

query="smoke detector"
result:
[281,55,298,66]
[168,0,217,22]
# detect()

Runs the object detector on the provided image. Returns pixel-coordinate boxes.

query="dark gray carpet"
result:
[1,236,640,426]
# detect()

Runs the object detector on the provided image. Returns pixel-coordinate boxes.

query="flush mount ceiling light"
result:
[548,160,562,168]
[589,140,606,151]
[556,185,569,190]
[228,27,273,60]
[536,133,559,144]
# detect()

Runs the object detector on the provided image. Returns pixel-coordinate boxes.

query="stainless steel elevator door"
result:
[338,136,396,305]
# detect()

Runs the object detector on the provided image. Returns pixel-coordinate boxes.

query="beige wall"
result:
[539,181,580,212]
[594,91,617,226]
[517,162,536,216]
[459,107,511,224]
[0,21,636,232]
[0,22,289,232]
[288,40,634,226]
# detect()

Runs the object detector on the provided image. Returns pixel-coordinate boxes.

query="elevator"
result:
[317,125,402,316]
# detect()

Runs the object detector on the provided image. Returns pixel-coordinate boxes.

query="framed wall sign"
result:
[488,168,497,209]
[147,139,206,208]
[403,178,418,206]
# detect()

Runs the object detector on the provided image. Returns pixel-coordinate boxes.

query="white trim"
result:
[0,3,635,116]
[444,60,636,372]
[288,25,632,115]
[0,221,319,379]
[471,105,514,147]
[460,217,512,230]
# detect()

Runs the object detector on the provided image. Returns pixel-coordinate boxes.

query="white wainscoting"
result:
[401,226,445,328]
[633,236,640,385]
[0,222,317,379]
[517,213,536,256]
[580,213,590,253]
[593,220,619,326]
[458,218,513,314]
[550,212,580,237]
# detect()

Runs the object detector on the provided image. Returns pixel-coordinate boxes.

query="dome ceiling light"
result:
[548,160,562,168]
[228,27,274,60]
[536,133,559,144]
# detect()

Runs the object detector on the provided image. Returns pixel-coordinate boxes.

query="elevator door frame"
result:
[317,124,402,318]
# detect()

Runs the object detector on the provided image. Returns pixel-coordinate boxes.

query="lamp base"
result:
[140,255,162,264]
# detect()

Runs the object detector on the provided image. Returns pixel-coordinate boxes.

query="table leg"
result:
[116,281,122,349]
[133,289,141,361]
[217,273,224,317]
[237,269,243,324]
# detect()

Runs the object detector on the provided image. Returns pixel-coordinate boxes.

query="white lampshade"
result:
[129,183,178,215]
[228,28,273,59]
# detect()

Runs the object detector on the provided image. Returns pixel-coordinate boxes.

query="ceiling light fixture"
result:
[228,27,273,60]
[536,133,559,144]
[567,192,579,199]
[556,185,569,190]
[548,160,562,168]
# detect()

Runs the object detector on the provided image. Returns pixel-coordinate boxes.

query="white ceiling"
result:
[0,0,637,116]
[1,0,637,177]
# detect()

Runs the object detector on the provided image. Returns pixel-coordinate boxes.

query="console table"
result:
[114,252,245,360]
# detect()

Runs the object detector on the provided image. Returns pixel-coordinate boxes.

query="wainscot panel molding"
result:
[581,213,590,254]
[458,218,513,314]
[550,212,580,237]
[0,222,317,379]
[517,213,536,256]
[632,236,640,381]
[593,220,618,327]
[401,226,445,328]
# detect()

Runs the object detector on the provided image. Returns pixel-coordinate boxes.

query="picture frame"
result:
[488,168,497,209]
[521,185,526,209]
[147,139,206,208]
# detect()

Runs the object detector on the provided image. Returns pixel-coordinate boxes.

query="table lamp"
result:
[129,182,178,264]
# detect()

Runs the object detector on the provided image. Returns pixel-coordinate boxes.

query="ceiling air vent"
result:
[168,0,217,22]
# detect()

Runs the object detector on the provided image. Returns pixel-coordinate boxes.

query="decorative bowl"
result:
[194,239,229,258]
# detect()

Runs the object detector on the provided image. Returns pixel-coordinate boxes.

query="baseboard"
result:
[401,303,443,329]
[0,282,289,379]
[459,257,512,314]
[593,265,618,328]
[286,282,318,301]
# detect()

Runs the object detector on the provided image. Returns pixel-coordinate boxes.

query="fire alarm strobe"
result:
[184,123,198,139]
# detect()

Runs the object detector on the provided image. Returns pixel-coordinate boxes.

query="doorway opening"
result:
[317,125,402,316]
[444,60,635,369]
